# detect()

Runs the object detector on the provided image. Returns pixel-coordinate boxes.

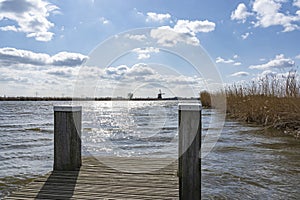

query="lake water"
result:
[0,101,299,199]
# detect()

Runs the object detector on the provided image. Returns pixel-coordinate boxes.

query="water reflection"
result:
[202,120,300,199]
[0,101,300,198]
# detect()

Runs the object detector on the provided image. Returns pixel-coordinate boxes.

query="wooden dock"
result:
[5,156,179,200]
[5,103,202,199]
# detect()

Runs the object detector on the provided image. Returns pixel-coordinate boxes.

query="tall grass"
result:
[201,69,300,135]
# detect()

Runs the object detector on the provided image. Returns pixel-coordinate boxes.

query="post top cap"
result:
[178,103,202,111]
[54,106,82,112]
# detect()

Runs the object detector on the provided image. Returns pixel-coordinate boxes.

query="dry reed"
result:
[200,69,300,136]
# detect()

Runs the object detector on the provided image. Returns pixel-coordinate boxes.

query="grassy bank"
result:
[201,70,300,137]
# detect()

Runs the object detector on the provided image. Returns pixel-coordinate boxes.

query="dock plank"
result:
[5,157,179,199]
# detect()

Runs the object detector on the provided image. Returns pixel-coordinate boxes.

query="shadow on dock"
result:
[35,170,80,199]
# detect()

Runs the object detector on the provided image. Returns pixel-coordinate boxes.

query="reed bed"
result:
[201,70,300,137]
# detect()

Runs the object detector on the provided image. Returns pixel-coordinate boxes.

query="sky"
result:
[0,0,299,97]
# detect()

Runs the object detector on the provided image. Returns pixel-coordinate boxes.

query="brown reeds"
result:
[201,69,300,136]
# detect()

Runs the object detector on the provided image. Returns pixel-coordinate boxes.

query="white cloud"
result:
[132,47,160,60]
[126,63,156,77]
[101,63,204,93]
[249,54,295,70]
[0,62,81,96]
[164,75,198,85]
[216,55,242,66]
[0,47,88,66]
[252,0,300,32]
[294,0,300,8]
[0,0,59,41]
[234,62,242,66]
[51,52,88,66]
[230,71,250,77]
[124,34,147,41]
[26,32,54,42]
[241,32,251,40]
[231,0,300,32]
[103,64,157,81]
[174,19,216,33]
[150,19,216,47]
[0,25,18,31]
[216,57,234,64]
[146,12,171,23]
[295,54,300,59]
[260,70,278,77]
[99,17,110,25]
[0,55,208,97]
[46,68,77,78]
[104,65,128,80]
[151,26,199,47]
[231,3,253,23]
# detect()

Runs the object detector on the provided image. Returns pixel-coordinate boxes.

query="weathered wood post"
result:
[54,106,82,171]
[178,103,201,200]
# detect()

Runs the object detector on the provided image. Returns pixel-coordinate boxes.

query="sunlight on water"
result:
[81,101,178,157]
[0,101,300,198]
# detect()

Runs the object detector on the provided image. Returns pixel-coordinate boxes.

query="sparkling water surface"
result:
[0,101,299,199]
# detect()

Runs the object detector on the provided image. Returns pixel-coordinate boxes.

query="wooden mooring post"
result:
[5,104,204,199]
[53,106,82,171]
[178,103,201,200]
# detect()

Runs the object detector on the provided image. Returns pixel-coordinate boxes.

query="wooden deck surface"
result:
[5,157,179,200]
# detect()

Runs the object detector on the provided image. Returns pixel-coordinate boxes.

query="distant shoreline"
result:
[0,96,200,101]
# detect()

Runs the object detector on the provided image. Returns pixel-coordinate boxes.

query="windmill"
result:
[127,92,133,99]
[157,89,165,99]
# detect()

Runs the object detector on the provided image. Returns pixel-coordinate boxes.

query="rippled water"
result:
[0,101,299,199]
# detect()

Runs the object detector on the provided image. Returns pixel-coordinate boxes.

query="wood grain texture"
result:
[5,157,179,200]
[54,110,82,171]
[178,109,201,200]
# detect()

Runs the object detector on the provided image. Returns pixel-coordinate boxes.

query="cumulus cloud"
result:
[0,25,18,31]
[294,0,300,8]
[104,65,128,80]
[253,0,300,32]
[249,54,295,70]
[93,63,201,87]
[51,52,88,66]
[146,12,171,23]
[216,57,234,64]
[216,55,242,66]
[231,3,253,23]
[150,19,215,47]
[0,0,59,41]
[174,19,216,33]
[126,63,156,76]
[150,26,198,47]
[295,54,300,59]
[124,34,147,41]
[230,71,250,77]
[234,62,242,66]
[0,55,206,97]
[132,47,160,60]
[231,0,300,32]
[98,63,205,97]
[0,62,81,96]
[46,68,76,78]
[103,64,156,80]
[0,47,88,67]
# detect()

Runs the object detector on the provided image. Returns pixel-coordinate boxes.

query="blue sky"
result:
[0,0,299,97]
